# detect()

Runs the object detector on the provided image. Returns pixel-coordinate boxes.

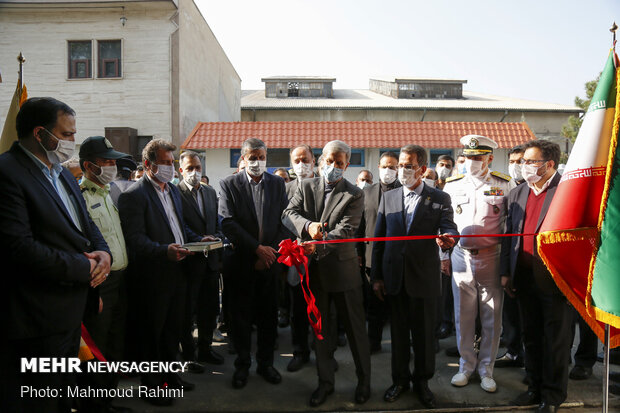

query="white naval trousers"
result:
[451,244,503,378]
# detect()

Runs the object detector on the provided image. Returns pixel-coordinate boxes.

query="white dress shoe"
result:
[451,372,470,387]
[480,376,497,393]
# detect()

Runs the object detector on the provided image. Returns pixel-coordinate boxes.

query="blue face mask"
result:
[322,163,344,184]
[458,163,467,175]
[171,177,180,186]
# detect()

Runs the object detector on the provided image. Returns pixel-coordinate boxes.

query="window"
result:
[68,41,92,79]
[430,149,453,168]
[312,148,365,167]
[287,82,299,97]
[98,40,122,78]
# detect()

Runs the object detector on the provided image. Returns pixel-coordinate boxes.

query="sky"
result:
[194,0,620,106]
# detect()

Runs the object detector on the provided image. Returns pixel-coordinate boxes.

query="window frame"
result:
[67,40,93,80]
[97,39,123,79]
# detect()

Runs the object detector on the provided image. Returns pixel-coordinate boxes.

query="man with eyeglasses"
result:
[371,145,457,408]
[500,140,571,413]
[443,135,515,394]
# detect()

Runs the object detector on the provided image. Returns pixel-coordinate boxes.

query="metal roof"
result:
[241,89,582,112]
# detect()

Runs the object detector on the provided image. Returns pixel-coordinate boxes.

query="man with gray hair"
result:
[219,138,289,389]
[283,139,371,407]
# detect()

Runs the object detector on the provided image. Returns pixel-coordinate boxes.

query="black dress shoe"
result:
[436,324,452,339]
[187,361,205,374]
[257,365,282,384]
[536,401,559,412]
[232,368,249,389]
[287,354,310,372]
[167,374,195,391]
[414,380,435,409]
[495,352,525,368]
[198,347,225,365]
[354,384,370,404]
[569,364,592,380]
[383,384,409,402]
[309,384,334,407]
[512,390,541,406]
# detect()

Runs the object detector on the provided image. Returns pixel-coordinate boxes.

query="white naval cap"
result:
[460,135,499,156]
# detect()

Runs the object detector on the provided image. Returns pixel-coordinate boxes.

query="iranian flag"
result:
[538,49,620,347]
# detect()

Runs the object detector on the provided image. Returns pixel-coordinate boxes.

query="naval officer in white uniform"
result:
[443,135,515,393]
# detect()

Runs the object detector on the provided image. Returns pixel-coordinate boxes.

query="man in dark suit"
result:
[177,150,223,369]
[118,139,206,406]
[0,97,111,413]
[358,151,401,353]
[283,140,371,407]
[284,144,317,372]
[371,145,458,408]
[219,138,289,389]
[500,140,571,413]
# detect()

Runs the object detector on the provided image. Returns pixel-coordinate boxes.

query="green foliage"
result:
[562,74,601,142]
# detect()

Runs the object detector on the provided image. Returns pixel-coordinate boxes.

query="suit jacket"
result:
[118,176,201,282]
[500,173,561,294]
[219,171,289,278]
[282,177,364,293]
[177,180,223,272]
[0,142,110,339]
[358,181,401,267]
[371,184,458,298]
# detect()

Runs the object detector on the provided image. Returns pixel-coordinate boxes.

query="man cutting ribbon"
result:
[282,139,371,407]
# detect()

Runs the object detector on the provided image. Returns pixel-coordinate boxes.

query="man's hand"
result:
[373,280,386,302]
[84,251,111,287]
[201,235,219,242]
[167,244,193,262]
[441,259,451,275]
[301,241,315,255]
[436,233,456,250]
[256,245,277,266]
[501,275,515,298]
[254,259,268,271]
[308,222,325,240]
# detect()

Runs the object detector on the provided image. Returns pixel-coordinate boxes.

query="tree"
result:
[562,76,600,142]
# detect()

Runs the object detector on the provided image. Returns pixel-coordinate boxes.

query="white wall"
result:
[0,3,177,143]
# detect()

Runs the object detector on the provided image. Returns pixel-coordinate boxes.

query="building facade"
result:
[0,0,240,159]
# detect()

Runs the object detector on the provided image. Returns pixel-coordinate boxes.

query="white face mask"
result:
[292,162,313,179]
[465,159,485,179]
[379,167,397,185]
[522,163,544,185]
[184,170,200,187]
[423,178,436,188]
[153,163,174,183]
[436,166,451,180]
[40,129,75,164]
[246,159,266,177]
[357,181,368,189]
[398,167,417,188]
[509,163,523,181]
[93,164,117,185]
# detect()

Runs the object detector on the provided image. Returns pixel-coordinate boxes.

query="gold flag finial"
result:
[611,22,618,49]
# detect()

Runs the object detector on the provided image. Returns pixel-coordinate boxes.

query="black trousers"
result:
[181,269,220,360]
[139,272,186,388]
[516,270,572,406]
[388,288,437,385]
[312,280,370,388]
[1,326,81,413]
[437,271,455,330]
[230,269,278,369]
[289,282,310,356]
[502,291,523,357]
[571,307,599,368]
[363,267,388,347]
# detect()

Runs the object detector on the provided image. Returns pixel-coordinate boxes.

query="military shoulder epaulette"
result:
[491,171,512,182]
[445,174,465,183]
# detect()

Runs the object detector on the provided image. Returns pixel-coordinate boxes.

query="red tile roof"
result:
[182,121,536,150]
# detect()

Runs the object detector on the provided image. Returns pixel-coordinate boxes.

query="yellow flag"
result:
[0,81,27,154]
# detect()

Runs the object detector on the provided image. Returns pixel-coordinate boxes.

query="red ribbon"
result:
[277,239,323,340]
[277,233,537,340]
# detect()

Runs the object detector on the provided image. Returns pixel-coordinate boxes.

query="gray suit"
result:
[282,177,370,389]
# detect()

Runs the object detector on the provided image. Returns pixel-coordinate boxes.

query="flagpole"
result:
[603,323,610,413]
[17,52,25,98]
